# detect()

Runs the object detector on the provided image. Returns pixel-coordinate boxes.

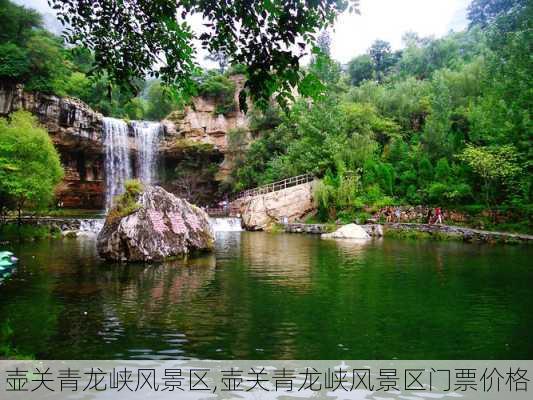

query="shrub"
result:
[197,72,236,115]
[107,180,144,223]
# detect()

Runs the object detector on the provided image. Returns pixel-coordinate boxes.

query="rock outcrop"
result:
[1,82,105,208]
[240,180,317,231]
[159,74,253,187]
[322,224,371,240]
[1,75,255,209]
[97,186,214,261]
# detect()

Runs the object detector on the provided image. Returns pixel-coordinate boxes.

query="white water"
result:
[209,217,243,232]
[78,219,105,235]
[78,218,242,236]
[132,121,161,184]
[103,117,131,209]
[103,118,161,209]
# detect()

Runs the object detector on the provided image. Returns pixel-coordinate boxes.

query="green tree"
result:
[0,112,64,217]
[0,0,42,45]
[50,0,360,107]
[368,40,398,82]
[347,54,374,86]
[0,42,30,82]
[458,144,521,208]
[468,0,526,28]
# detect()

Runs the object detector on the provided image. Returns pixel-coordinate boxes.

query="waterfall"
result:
[102,118,161,210]
[103,117,132,209]
[209,217,243,232]
[132,121,161,185]
[79,219,105,235]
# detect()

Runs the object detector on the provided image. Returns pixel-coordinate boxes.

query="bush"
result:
[197,72,236,115]
[107,180,144,223]
[0,111,64,215]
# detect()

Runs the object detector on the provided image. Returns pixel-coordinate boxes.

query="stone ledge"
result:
[283,222,531,244]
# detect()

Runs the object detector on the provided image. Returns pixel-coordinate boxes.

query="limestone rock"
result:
[97,186,214,262]
[240,181,317,231]
[321,224,371,240]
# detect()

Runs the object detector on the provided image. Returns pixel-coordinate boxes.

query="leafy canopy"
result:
[48,0,359,108]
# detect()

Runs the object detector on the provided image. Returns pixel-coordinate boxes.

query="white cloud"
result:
[14,0,470,67]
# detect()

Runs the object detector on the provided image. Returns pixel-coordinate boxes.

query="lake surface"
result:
[1,231,532,359]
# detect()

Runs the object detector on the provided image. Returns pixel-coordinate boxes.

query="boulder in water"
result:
[97,185,214,261]
[321,224,370,240]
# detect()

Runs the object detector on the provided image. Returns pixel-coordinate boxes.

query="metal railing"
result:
[232,173,315,201]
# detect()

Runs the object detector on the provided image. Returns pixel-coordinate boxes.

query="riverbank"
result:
[284,222,533,244]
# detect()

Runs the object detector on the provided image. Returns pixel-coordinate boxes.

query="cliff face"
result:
[0,82,105,209]
[0,75,253,209]
[159,74,253,201]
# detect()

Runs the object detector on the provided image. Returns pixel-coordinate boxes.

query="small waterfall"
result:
[132,121,161,185]
[79,219,105,235]
[209,217,243,232]
[103,117,132,209]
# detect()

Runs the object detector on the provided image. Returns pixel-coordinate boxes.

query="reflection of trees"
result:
[239,232,316,290]
[2,235,533,359]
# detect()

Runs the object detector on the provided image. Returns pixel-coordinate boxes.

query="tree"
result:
[468,0,526,28]
[0,42,30,82]
[308,31,342,89]
[347,54,374,86]
[0,0,42,45]
[458,144,521,208]
[0,112,64,218]
[368,40,397,82]
[49,0,359,107]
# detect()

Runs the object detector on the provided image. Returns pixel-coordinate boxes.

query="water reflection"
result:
[0,233,532,359]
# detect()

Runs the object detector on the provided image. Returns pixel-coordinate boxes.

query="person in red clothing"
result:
[435,207,443,224]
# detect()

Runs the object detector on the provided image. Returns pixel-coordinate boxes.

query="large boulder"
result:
[97,186,214,262]
[321,224,371,240]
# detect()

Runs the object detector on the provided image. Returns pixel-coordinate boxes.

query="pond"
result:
[1,231,532,359]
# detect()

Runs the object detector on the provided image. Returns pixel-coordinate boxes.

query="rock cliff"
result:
[0,82,105,208]
[159,74,253,186]
[240,180,318,230]
[0,75,253,209]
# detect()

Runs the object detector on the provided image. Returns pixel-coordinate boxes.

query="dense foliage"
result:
[0,111,64,217]
[233,4,532,229]
[48,0,359,108]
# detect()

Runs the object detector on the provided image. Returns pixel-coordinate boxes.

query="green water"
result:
[0,232,532,359]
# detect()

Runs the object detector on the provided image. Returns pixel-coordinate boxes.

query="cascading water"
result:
[103,117,132,209]
[132,121,161,185]
[79,219,105,235]
[209,217,243,232]
[103,118,162,210]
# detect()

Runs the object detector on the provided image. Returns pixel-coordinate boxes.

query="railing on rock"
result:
[232,173,315,201]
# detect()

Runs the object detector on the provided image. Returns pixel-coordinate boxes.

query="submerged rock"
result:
[321,224,371,240]
[97,186,214,262]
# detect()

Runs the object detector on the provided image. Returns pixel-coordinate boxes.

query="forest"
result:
[231,0,531,230]
[0,0,531,232]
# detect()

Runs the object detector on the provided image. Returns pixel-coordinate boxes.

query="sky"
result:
[15,0,470,66]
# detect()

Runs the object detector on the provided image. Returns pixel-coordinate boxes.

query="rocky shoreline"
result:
[284,222,532,244]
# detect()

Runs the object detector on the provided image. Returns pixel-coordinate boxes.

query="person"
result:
[385,207,392,223]
[435,207,443,225]
[394,207,401,223]
[426,208,433,224]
